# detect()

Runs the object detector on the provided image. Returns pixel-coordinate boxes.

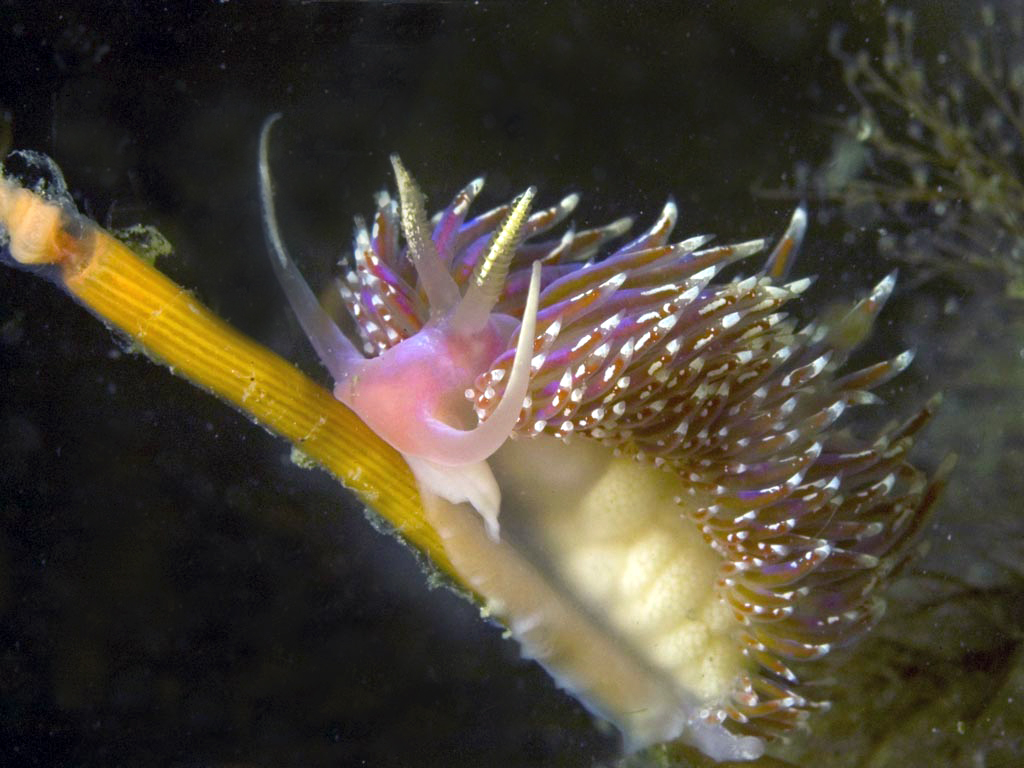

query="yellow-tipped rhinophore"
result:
[0,175,454,577]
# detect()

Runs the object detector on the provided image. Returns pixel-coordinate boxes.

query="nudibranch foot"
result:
[404,455,502,541]
[260,131,944,761]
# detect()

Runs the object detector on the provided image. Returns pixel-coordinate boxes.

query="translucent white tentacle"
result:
[259,114,363,383]
[423,260,542,465]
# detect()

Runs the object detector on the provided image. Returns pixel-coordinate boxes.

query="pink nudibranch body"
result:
[334,265,542,540]
[258,116,943,762]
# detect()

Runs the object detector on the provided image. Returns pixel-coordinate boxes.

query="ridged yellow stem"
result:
[0,179,456,579]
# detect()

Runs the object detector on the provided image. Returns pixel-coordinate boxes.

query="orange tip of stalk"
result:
[0,177,69,265]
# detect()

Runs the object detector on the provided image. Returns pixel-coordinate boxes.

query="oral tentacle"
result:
[390,154,462,316]
[422,260,542,465]
[258,114,363,382]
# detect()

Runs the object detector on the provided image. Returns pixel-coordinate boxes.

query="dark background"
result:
[0,2,984,767]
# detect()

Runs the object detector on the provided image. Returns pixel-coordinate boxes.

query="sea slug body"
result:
[259,118,945,762]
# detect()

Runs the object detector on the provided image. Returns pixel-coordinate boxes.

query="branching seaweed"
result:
[776,6,1024,296]
[759,9,1024,766]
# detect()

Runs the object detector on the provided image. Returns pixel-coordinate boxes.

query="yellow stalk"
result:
[0,178,456,579]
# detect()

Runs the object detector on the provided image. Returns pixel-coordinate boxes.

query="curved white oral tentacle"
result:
[421,259,542,466]
[259,114,363,382]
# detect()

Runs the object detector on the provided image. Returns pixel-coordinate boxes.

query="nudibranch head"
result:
[261,118,545,537]
[259,118,946,761]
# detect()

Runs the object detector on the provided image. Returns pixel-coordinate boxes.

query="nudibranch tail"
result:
[258,115,363,383]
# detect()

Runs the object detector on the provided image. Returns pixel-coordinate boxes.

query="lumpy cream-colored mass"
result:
[533,444,743,704]
[423,435,761,761]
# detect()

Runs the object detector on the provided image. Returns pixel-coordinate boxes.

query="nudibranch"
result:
[258,118,946,761]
